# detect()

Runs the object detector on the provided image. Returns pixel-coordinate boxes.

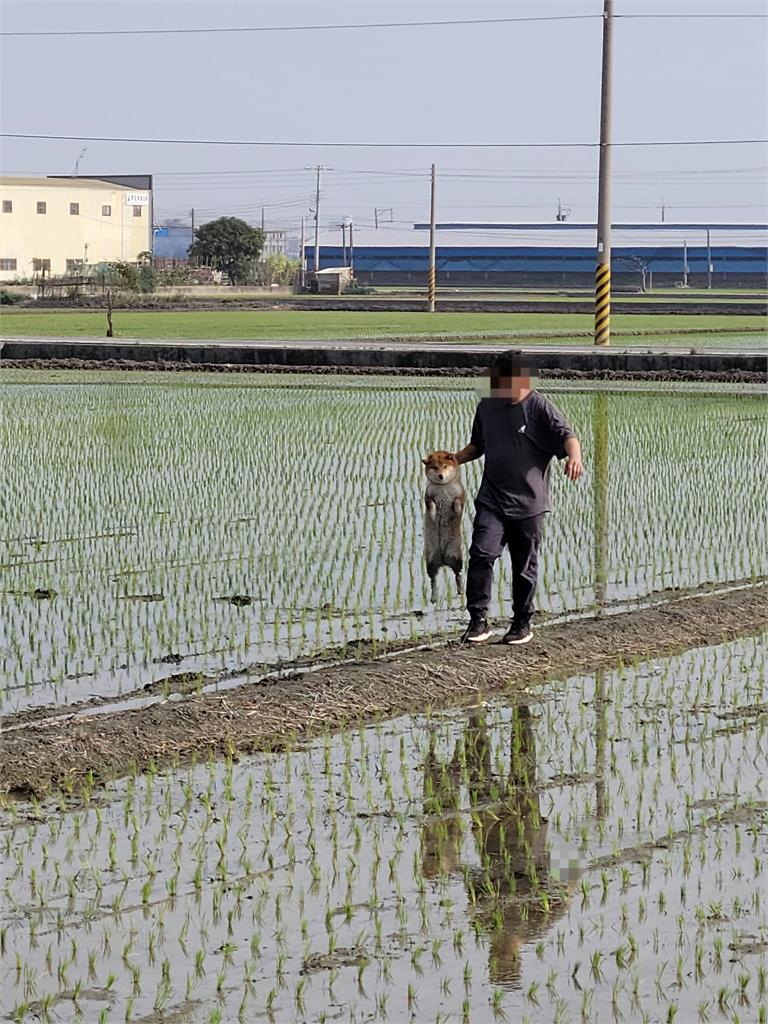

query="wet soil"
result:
[1,585,764,800]
[1,356,764,382]
[19,295,768,315]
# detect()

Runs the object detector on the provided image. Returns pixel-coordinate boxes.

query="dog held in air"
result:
[422,450,465,603]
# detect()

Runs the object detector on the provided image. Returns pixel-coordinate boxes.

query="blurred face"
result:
[491,371,531,401]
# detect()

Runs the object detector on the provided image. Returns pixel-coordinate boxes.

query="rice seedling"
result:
[0,630,763,1021]
[0,370,765,715]
[1,368,765,1020]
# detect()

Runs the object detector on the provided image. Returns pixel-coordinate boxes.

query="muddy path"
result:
[2,586,765,800]
[1,356,764,383]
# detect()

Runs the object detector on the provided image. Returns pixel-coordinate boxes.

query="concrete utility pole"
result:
[261,207,265,232]
[684,239,691,287]
[349,219,354,272]
[428,163,437,312]
[190,207,195,240]
[309,165,329,274]
[594,0,613,346]
[341,222,347,266]
[299,215,306,290]
[706,227,713,289]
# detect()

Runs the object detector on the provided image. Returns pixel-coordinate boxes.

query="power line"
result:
[0,15,598,37]
[3,132,766,149]
[1,12,763,37]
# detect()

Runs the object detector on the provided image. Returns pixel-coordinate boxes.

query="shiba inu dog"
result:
[422,450,465,603]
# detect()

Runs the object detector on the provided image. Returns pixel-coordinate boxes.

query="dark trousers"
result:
[466,506,545,624]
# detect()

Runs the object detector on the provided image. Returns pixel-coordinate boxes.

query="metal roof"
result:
[0,175,141,191]
[413,221,768,231]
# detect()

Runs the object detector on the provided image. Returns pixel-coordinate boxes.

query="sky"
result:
[1,0,766,248]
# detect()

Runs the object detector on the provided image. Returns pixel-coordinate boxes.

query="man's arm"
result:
[453,407,485,464]
[563,436,584,482]
[454,443,481,465]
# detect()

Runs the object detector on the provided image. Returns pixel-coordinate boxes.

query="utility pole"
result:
[661,199,665,223]
[428,163,437,313]
[594,0,613,346]
[683,239,688,288]
[341,222,347,267]
[308,164,329,275]
[706,227,713,290]
[349,219,354,272]
[261,207,265,232]
[299,215,306,291]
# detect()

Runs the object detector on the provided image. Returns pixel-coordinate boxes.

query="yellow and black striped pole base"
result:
[427,265,436,311]
[594,262,611,346]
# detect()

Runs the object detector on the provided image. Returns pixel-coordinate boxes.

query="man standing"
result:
[454,352,583,645]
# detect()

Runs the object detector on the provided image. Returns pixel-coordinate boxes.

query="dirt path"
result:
[2,586,765,800]
[1,357,764,383]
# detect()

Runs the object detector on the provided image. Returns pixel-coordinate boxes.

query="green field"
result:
[1,369,766,1023]
[1,307,766,344]
[2,370,766,714]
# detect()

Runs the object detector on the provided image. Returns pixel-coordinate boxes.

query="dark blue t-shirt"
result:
[470,391,575,519]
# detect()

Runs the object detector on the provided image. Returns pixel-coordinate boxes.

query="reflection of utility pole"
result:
[594,668,608,822]
[594,0,613,346]
[428,163,437,312]
[593,392,609,612]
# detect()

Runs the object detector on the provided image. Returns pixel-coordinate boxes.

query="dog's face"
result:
[422,450,460,485]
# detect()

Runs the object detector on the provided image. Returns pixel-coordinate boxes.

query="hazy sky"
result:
[1,0,766,246]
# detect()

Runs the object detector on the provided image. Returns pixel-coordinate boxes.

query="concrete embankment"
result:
[1,336,766,379]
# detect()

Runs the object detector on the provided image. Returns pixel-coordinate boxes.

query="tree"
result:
[189,217,265,284]
[260,253,301,286]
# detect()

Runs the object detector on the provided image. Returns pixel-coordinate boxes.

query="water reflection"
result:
[593,391,610,611]
[421,705,584,988]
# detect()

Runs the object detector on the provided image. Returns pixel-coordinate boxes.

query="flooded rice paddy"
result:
[2,633,766,1022]
[1,371,766,714]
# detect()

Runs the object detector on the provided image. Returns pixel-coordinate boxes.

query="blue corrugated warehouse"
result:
[307,245,767,287]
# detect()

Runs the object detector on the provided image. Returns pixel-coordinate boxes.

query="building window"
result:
[102,204,111,217]
[37,201,47,214]
[70,202,79,216]
[66,258,84,272]
[132,205,143,218]
[32,258,51,272]
[2,200,11,213]
[0,258,17,271]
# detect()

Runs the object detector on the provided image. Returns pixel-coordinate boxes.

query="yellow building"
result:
[0,174,153,281]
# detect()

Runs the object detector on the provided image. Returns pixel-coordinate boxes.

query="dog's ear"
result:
[421,458,429,465]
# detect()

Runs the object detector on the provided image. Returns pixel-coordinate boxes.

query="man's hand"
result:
[563,437,583,482]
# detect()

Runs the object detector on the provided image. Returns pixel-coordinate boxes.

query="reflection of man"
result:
[420,706,580,989]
